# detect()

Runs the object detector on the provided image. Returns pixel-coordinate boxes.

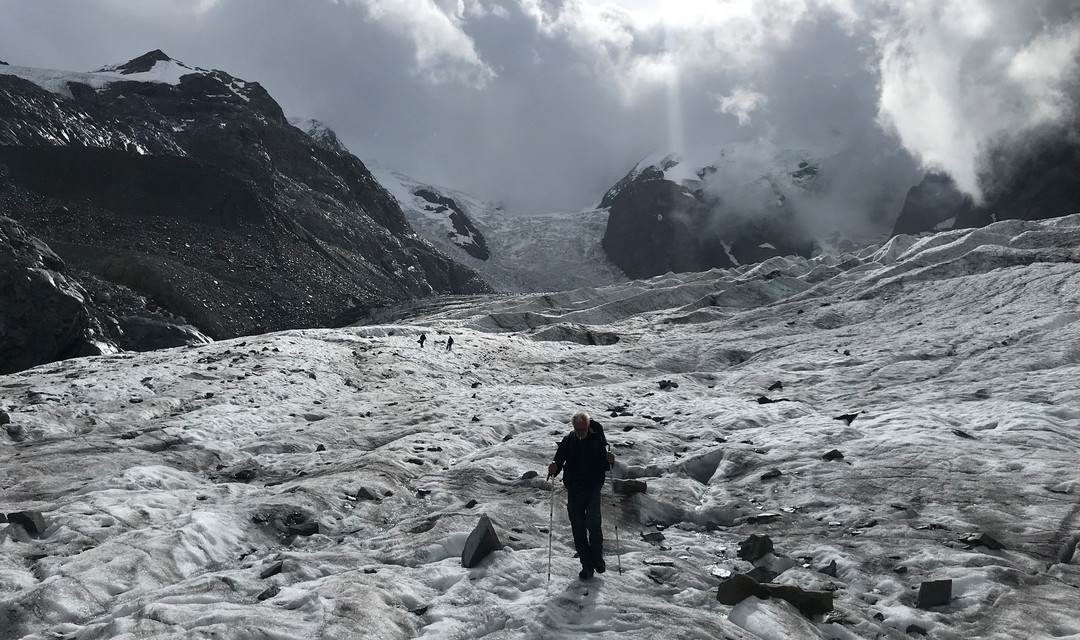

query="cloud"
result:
[355,0,496,86]
[874,0,1080,199]
[714,88,766,126]
[1,0,1076,223]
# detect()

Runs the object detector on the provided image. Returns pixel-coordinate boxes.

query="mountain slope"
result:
[370,166,627,293]
[0,52,489,362]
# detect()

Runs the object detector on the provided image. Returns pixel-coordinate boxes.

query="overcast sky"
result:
[1,0,1078,215]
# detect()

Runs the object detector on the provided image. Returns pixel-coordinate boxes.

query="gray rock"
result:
[764,583,835,617]
[257,585,280,601]
[760,469,782,480]
[906,624,928,635]
[820,559,838,577]
[520,470,539,480]
[716,573,769,605]
[658,380,679,390]
[613,479,648,494]
[738,534,774,562]
[461,514,503,568]
[960,532,1004,550]
[716,573,834,617]
[117,315,210,351]
[0,411,9,426]
[7,511,46,538]
[641,531,665,543]
[833,412,860,425]
[356,487,380,501]
[746,566,779,583]
[822,449,844,461]
[916,579,952,609]
[259,560,284,579]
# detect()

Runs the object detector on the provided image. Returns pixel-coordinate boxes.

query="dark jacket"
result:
[553,419,610,492]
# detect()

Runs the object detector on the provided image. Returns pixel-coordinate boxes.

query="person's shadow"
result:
[540,575,605,633]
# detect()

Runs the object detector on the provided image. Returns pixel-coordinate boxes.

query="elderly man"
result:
[547,411,616,580]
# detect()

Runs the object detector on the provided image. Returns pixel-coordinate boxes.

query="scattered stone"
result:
[820,559,838,577]
[410,519,437,534]
[843,349,851,356]
[765,583,834,617]
[744,513,782,525]
[854,519,878,529]
[356,487,380,501]
[471,415,480,422]
[410,605,429,616]
[642,558,675,567]
[315,444,326,452]
[960,532,1005,550]
[916,579,952,609]
[738,534,774,562]
[259,561,284,579]
[746,566,779,583]
[894,566,908,574]
[613,479,648,494]
[462,515,503,568]
[822,449,845,461]
[465,499,478,509]
[257,585,280,601]
[406,458,424,465]
[641,531,665,543]
[756,396,789,404]
[768,381,783,391]
[717,574,769,605]
[303,413,326,421]
[502,434,512,441]
[363,568,377,574]
[415,489,431,498]
[833,412,860,425]
[906,624,928,636]
[520,470,539,480]
[952,429,976,440]
[761,469,782,480]
[471,382,481,388]
[873,612,885,622]
[658,379,679,390]
[716,574,834,617]
[7,511,46,537]
[0,411,8,426]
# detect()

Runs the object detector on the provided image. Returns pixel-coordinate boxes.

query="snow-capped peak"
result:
[0,50,252,101]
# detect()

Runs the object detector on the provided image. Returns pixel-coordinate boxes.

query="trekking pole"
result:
[607,446,622,575]
[547,475,554,583]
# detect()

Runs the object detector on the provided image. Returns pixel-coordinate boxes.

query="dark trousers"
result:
[567,487,603,570]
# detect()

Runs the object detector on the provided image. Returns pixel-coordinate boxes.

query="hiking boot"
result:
[578,567,594,580]
[594,557,606,574]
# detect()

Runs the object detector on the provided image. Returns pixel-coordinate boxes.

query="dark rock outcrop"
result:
[413,188,489,261]
[891,172,973,236]
[0,216,111,373]
[892,126,1080,235]
[0,52,490,372]
[600,156,817,279]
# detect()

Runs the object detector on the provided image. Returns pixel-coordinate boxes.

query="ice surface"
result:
[1,215,1078,639]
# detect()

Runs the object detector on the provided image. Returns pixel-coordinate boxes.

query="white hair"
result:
[572,411,589,427]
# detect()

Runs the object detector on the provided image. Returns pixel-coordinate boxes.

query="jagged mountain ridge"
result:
[0,51,489,369]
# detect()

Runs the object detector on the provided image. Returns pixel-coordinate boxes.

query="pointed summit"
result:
[110,49,175,74]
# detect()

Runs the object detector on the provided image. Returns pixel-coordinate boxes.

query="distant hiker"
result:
[418,333,426,348]
[446,336,454,352]
[547,411,616,580]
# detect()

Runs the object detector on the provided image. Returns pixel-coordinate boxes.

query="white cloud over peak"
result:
[715,87,767,126]
[874,0,1080,198]
[357,0,497,86]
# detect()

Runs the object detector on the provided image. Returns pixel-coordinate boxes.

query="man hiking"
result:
[547,411,616,580]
